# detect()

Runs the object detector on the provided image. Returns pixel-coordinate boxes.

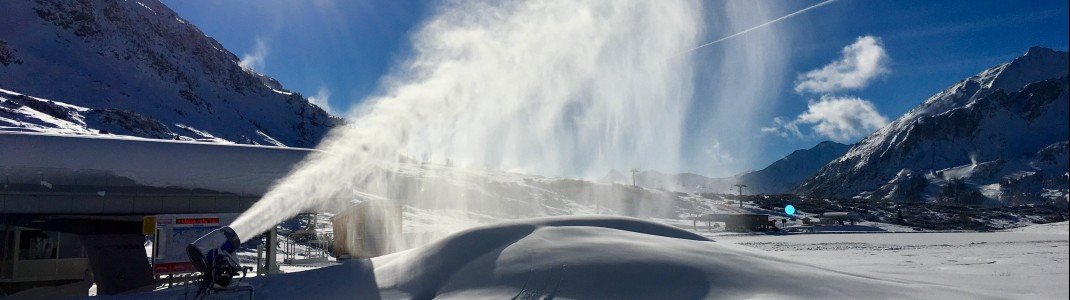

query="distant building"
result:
[819,212,861,225]
[690,214,773,232]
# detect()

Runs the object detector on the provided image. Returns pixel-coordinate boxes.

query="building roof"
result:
[820,212,860,220]
[1,132,315,214]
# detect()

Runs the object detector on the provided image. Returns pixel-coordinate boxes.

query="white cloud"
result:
[794,36,889,93]
[239,38,268,73]
[703,139,735,164]
[307,86,334,116]
[764,96,888,142]
[774,36,891,142]
[759,117,790,137]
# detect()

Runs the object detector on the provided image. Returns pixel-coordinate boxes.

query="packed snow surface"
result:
[711,222,1069,299]
[1005,220,1069,234]
[131,216,992,299]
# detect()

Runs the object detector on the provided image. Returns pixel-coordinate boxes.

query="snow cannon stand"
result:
[186,226,252,298]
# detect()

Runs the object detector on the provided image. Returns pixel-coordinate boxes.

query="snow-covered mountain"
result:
[0,0,339,146]
[796,47,1069,204]
[737,141,851,194]
[602,141,850,194]
[600,169,712,192]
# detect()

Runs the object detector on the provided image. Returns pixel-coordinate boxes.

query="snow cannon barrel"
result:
[186,226,245,287]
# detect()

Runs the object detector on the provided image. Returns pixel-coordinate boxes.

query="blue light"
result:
[784,204,796,215]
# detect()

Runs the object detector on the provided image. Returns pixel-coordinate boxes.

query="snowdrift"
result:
[133,216,986,299]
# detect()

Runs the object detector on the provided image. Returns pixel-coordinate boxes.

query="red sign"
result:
[153,262,196,274]
[175,218,220,225]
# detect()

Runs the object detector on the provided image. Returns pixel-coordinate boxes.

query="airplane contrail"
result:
[686,0,840,53]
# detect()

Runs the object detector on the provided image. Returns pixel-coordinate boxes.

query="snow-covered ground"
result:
[705,222,1068,299]
[119,218,1067,299]
[1004,220,1069,234]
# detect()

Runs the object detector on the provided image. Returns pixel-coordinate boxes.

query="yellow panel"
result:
[142,216,156,235]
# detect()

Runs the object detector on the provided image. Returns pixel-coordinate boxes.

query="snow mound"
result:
[132,216,987,299]
[153,216,980,299]
[371,216,981,299]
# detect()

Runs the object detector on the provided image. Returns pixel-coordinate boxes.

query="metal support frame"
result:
[264,227,280,274]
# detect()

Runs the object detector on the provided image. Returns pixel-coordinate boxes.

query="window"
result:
[1,225,11,261]
[18,229,58,260]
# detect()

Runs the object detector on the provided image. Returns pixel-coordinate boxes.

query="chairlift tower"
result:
[733,183,747,208]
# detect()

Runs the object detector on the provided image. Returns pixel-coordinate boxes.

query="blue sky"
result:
[164,0,1068,177]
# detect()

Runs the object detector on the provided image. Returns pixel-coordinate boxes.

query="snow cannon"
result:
[187,226,245,288]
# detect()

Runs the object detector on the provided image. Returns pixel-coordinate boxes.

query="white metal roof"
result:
[1,132,316,214]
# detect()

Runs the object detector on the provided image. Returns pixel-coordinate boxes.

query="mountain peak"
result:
[901,46,1067,122]
[814,140,849,149]
[990,46,1069,93]
[0,0,339,146]
[1024,46,1063,57]
[796,46,1069,201]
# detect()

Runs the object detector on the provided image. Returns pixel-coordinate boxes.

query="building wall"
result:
[0,225,91,296]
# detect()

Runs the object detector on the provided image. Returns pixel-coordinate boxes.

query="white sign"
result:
[150,213,238,275]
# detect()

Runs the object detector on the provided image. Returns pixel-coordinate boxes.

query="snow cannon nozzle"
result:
[187,226,245,289]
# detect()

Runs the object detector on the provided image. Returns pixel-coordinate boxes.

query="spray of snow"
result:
[230,0,703,242]
[239,38,269,73]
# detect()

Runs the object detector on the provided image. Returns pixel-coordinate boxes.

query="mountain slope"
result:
[796,47,1069,203]
[0,0,338,146]
[738,141,851,194]
[602,141,850,194]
